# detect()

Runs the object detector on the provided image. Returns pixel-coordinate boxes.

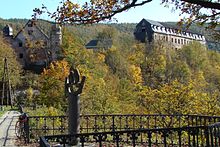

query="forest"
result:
[0,18,220,116]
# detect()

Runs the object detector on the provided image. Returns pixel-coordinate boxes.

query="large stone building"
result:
[134,19,206,49]
[3,19,62,73]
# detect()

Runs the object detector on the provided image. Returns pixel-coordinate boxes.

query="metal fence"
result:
[25,114,220,144]
[39,124,220,147]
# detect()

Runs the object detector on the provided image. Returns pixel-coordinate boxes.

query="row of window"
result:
[154,34,191,45]
[18,41,48,47]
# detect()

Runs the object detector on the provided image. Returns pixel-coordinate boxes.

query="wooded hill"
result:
[0,18,215,44]
[0,18,220,116]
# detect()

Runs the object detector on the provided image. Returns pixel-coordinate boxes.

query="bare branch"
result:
[181,0,220,10]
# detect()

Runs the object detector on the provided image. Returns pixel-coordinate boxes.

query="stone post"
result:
[65,67,86,145]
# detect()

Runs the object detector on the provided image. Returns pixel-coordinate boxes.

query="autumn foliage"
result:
[31,25,220,116]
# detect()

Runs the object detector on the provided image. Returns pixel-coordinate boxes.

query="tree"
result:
[161,0,220,29]
[33,0,220,29]
[37,60,69,109]
[0,35,22,87]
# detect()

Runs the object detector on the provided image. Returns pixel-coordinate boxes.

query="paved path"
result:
[0,111,20,147]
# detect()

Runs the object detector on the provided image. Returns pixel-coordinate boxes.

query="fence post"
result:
[25,115,30,143]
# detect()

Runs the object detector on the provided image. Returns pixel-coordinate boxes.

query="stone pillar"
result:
[65,67,86,145]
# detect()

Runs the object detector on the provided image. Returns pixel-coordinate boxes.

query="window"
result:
[18,42,22,47]
[44,41,47,46]
[171,38,173,42]
[181,39,183,44]
[166,36,168,41]
[28,30,33,35]
[28,23,33,27]
[141,26,146,32]
[175,38,177,43]
[19,53,23,58]
[178,39,180,44]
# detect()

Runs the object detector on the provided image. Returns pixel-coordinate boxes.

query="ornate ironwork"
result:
[26,114,220,144]
[40,125,216,147]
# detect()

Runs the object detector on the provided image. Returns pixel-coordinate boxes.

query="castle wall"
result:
[50,25,62,61]
[14,22,50,68]
[3,20,62,73]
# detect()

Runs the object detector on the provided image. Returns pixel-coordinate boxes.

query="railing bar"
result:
[178,130,181,147]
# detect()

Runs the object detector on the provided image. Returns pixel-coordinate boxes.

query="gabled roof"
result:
[143,19,163,27]
[85,40,98,49]
[85,39,112,49]
[14,19,49,40]
[140,18,203,36]
[160,22,202,35]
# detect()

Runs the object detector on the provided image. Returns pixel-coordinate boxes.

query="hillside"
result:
[1,18,220,116]
[1,18,217,44]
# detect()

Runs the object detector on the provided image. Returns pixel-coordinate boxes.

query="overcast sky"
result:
[0,0,181,23]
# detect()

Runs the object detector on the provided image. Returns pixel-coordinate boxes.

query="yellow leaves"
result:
[109,46,117,51]
[42,60,70,81]
[129,65,143,84]
[47,106,59,116]
[97,53,105,62]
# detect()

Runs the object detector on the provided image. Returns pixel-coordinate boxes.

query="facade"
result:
[134,19,206,49]
[3,20,62,73]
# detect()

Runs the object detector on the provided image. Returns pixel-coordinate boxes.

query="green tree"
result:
[0,35,22,87]
[37,60,69,109]
[178,42,208,71]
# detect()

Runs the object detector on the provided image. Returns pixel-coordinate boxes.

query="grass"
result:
[0,106,18,117]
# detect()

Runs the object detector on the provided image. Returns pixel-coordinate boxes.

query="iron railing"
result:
[25,114,220,144]
[39,124,220,147]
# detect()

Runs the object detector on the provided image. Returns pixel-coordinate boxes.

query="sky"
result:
[0,0,182,23]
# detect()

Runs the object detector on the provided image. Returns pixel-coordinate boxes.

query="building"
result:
[85,39,112,50]
[134,19,206,49]
[2,19,62,73]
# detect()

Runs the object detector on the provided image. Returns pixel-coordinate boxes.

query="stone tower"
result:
[50,24,62,61]
[3,24,13,37]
